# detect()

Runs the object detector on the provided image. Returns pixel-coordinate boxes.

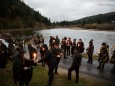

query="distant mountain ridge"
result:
[0,0,51,29]
[55,12,115,30]
[72,12,115,25]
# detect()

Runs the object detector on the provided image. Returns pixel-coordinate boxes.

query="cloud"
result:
[24,0,115,22]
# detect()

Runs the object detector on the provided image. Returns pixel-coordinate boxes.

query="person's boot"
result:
[67,75,71,80]
[75,80,78,84]
[97,66,101,69]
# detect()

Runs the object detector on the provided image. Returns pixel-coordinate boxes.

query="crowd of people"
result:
[0,33,115,86]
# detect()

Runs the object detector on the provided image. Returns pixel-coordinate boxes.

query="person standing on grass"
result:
[51,43,62,74]
[12,47,37,86]
[40,45,46,66]
[68,49,82,84]
[86,39,94,64]
[38,44,57,86]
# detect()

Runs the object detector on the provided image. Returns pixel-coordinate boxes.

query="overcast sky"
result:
[24,0,115,22]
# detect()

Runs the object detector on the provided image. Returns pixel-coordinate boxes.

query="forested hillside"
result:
[55,12,115,30]
[0,0,51,29]
[71,12,115,25]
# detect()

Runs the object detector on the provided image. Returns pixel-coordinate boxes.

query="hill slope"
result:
[56,12,115,30]
[0,0,51,29]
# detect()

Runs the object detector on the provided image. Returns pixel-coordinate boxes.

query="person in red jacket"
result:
[66,37,72,56]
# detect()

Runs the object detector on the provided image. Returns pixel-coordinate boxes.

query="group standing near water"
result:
[0,33,115,86]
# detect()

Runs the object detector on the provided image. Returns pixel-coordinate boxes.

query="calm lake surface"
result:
[37,28,115,54]
[1,28,115,54]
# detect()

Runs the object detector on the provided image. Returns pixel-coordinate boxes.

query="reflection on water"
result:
[36,28,115,54]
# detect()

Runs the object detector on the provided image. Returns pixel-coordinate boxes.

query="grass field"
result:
[0,61,114,86]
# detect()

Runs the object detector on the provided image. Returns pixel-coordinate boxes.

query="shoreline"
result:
[0,27,115,32]
[65,26,115,31]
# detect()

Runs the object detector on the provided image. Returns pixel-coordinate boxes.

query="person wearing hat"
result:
[76,39,84,53]
[97,42,109,70]
[86,40,94,64]
[38,44,57,86]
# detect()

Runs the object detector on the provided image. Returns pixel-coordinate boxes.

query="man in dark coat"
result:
[68,49,82,84]
[86,40,94,64]
[51,43,62,74]
[38,44,57,86]
[77,39,84,53]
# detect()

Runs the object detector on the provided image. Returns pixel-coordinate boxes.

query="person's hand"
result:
[34,59,39,63]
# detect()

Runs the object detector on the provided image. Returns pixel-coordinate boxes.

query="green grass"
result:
[0,61,114,86]
[82,53,98,60]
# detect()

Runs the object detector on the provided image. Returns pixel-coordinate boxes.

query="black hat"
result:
[89,39,93,43]
[101,42,106,46]
[91,39,93,41]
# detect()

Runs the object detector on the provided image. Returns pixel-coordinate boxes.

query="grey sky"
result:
[24,0,115,22]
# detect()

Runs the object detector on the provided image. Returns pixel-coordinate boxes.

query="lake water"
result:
[36,28,115,54]
[1,28,115,55]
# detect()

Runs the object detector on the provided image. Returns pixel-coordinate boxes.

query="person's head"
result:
[62,38,64,41]
[50,36,52,38]
[64,37,67,40]
[52,36,54,39]
[42,44,48,51]
[54,43,59,49]
[89,39,93,43]
[56,35,58,38]
[90,39,93,42]
[89,40,93,45]
[68,37,70,40]
[101,42,106,48]
[79,39,82,42]
[73,39,76,42]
